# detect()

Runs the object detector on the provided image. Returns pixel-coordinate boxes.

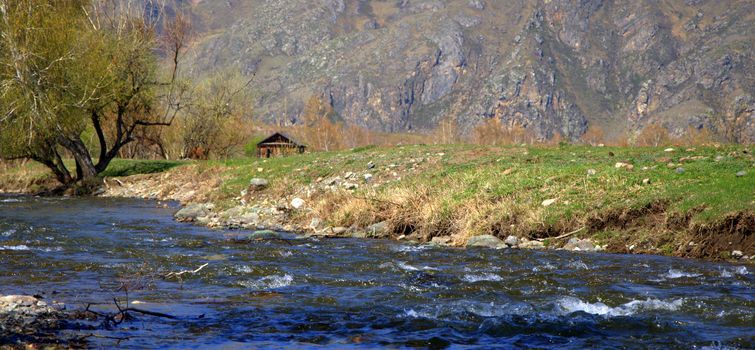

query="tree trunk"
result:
[57,136,97,181]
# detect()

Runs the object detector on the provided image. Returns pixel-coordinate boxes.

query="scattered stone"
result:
[0,295,61,313]
[541,198,557,207]
[309,217,322,230]
[430,236,453,246]
[344,172,354,179]
[367,162,375,169]
[351,231,367,238]
[615,162,633,170]
[174,203,212,222]
[249,178,269,191]
[343,182,358,190]
[503,168,513,175]
[715,155,724,162]
[332,227,349,235]
[642,178,651,185]
[587,169,597,176]
[326,177,342,186]
[732,250,743,259]
[466,235,505,249]
[468,0,485,10]
[736,171,746,177]
[664,148,675,152]
[675,167,685,174]
[367,221,389,237]
[563,238,598,251]
[238,212,260,225]
[504,235,519,247]
[290,197,305,209]
[364,173,373,182]
[519,240,545,249]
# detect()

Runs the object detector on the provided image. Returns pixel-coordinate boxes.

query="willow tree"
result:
[0,0,187,186]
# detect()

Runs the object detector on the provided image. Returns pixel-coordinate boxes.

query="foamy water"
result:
[557,297,685,317]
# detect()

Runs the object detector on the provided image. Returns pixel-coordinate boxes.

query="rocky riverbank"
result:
[0,295,83,349]
[3,144,754,262]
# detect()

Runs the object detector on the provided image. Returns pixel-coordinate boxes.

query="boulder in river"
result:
[466,235,505,249]
[174,203,213,222]
[249,230,281,240]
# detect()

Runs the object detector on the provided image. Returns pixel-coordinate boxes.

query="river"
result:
[0,196,753,349]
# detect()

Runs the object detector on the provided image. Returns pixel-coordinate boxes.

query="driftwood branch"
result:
[536,226,585,242]
[164,263,208,278]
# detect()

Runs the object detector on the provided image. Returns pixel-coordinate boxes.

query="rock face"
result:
[164,0,753,142]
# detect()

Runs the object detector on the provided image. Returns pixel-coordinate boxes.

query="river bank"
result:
[2,144,753,261]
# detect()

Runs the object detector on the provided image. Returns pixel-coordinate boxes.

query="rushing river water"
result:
[0,196,753,349]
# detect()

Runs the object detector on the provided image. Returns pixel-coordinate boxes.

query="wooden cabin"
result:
[256,132,306,158]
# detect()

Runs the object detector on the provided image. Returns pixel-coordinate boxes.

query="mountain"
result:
[174,0,754,142]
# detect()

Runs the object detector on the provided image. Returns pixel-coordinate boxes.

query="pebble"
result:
[290,197,305,209]
[587,169,597,176]
[664,148,675,152]
[642,178,651,185]
[541,198,557,207]
[732,250,743,259]
[364,173,373,182]
[736,171,746,177]
[675,167,685,174]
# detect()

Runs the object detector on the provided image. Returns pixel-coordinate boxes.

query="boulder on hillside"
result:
[249,178,269,191]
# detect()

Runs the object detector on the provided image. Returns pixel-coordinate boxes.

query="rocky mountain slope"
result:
[175,0,753,142]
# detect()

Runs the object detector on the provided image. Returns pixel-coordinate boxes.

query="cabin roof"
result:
[256,132,306,147]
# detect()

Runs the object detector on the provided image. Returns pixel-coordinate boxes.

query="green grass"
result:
[203,144,753,230]
[99,159,187,177]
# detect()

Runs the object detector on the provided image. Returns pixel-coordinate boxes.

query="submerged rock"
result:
[466,235,505,249]
[249,230,281,240]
